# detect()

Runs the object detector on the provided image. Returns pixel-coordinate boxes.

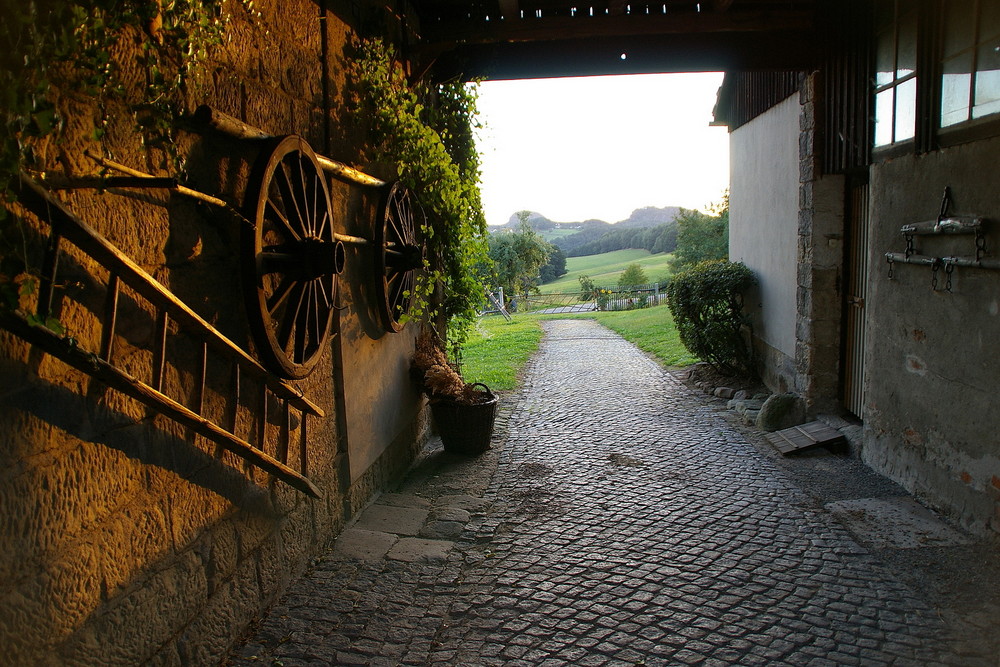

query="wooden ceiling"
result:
[407,1,829,80]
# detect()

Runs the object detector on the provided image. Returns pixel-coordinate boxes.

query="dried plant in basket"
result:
[412,332,492,406]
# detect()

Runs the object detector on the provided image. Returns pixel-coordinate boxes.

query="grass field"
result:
[538,228,580,242]
[539,249,674,294]
[460,303,697,390]
[459,318,544,390]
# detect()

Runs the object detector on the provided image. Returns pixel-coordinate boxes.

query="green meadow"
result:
[539,249,674,294]
[461,304,697,390]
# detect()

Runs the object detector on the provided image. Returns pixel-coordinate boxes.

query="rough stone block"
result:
[99,499,174,595]
[63,550,206,665]
[756,393,807,432]
[419,521,465,540]
[386,538,453,563]
[354,504,428,536]
[175,558,263,665]
[713,387,736,400]
[331,529,398,560]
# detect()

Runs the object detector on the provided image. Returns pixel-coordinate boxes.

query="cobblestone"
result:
[228,320,999,666]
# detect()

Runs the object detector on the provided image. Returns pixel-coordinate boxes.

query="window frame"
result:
[936,0,1000,147]
[871,0,1000,160]
[872,0,920,151]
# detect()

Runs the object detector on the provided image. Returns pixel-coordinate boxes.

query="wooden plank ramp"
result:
[766,420,846,455]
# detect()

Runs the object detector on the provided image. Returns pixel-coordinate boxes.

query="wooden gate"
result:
[842,181,869,418]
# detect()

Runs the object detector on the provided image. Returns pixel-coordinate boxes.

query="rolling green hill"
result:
[538,249,674,294]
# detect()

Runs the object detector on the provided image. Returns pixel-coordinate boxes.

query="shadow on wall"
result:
[4,367,283,514]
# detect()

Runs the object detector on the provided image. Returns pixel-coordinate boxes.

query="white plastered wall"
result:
[729,94,800,361]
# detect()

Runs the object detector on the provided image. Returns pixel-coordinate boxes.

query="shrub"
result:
[665,260,756,376]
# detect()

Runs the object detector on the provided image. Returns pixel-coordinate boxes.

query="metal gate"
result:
[842,182,869,418]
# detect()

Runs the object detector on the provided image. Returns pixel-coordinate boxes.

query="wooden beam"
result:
[423,9,814,45]
[498,0,519,19]
[426,29,821,81]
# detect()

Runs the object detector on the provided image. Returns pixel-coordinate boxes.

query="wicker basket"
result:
[430,383,498,455]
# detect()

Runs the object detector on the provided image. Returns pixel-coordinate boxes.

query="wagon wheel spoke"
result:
[276,281,307,351]
[266,277,297,315]
[265,194,301,242]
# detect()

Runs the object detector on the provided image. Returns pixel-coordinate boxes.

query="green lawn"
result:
[460,303,697,390]
[459,317,544,390]
[539,249,675,294]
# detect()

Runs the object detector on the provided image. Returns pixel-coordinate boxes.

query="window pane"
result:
[941,54,973,126]
[897,9,918,79]
[973,38,1000,118]
[942,0,974,59]
[875,89,895,146]
[876,26,896,86]
[895,78,917,141]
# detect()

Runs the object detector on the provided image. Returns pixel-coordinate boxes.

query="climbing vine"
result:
[348,38,489,351]
[0,0,225,329]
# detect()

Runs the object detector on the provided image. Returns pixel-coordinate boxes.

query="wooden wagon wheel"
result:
[375,181,424,333]
[243,135,344,379]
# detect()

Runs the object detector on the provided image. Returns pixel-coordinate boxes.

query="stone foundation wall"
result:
[793,76,845,413]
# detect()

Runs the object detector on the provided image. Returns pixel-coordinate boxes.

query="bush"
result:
[665,260,756,376]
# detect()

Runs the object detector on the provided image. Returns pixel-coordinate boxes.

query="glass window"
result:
[939,0,1000,128]
[973,37,1000,117]
[941,52,974,127]
[874,1,919,147]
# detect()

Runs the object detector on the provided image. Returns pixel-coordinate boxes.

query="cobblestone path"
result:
[231,320,990,666]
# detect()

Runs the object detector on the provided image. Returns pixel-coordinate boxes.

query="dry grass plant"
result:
[413,331,490,405]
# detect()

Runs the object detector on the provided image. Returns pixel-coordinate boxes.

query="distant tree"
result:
[566,221,678,257]
[669,197,729,272]
[578,275,597,302]
[650,225,678,254]
[539,245,567,283]
[618,263,648,287]
[488,218,551,300]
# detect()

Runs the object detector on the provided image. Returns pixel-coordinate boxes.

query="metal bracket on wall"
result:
[884,187,995,291]
[2,172,324,497]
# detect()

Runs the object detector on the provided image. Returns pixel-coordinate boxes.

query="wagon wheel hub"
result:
[386,242,423,272]
[259,238,346,282]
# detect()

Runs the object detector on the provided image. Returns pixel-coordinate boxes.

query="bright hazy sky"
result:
[474,73,730,227]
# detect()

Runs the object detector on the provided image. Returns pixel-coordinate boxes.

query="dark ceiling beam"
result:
[421,9,813,45]
[498,0,519,18]
[424,29,821,81]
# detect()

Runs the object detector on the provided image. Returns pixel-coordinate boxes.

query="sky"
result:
[473,72,730,227]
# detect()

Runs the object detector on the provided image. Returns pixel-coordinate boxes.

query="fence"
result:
[484,282,667,316]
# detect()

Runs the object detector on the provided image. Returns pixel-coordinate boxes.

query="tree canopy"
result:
[487,212,552,299]
[617,263,649,287]
[669,198,729,272]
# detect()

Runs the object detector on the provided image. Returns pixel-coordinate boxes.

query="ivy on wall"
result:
[0,0,225,185]
[0,0,225,327]
[348,39,489,351]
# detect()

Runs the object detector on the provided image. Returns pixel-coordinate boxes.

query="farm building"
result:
[1,0,997,663]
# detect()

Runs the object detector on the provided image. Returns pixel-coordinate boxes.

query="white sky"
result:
[473,72,731,227]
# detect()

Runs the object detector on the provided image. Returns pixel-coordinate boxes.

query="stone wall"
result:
[0,3,427,663]
[863,136,1000,536]
[793,76,845,413]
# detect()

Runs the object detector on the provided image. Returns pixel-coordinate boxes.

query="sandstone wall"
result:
[0,2,426,663]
